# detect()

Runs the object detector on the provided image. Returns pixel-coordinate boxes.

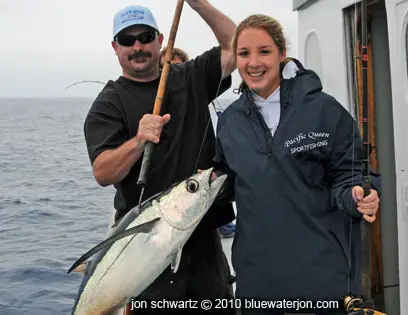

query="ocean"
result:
[0,97,234,315]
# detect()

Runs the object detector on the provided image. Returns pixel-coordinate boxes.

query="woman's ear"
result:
[279,48,287,62]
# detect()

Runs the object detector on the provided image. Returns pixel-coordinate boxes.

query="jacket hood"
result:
[282,57,323,101]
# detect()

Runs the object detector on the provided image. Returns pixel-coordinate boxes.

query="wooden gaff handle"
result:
[136,0,185,188]
[153,0,185,115]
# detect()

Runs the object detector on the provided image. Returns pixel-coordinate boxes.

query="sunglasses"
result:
[115,31,156,47]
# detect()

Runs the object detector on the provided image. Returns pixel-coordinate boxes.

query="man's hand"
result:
[185,0,205,10]
[352,186,380,223]
[136,113,171,145]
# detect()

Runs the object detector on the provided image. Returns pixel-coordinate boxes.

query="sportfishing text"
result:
[285,132,330,147]
[284,131,330,154]
[129,298,340,311]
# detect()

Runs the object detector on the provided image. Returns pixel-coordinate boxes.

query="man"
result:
[83,1,236,314]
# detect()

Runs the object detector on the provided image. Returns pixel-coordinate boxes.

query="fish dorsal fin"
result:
[67,217,160,274]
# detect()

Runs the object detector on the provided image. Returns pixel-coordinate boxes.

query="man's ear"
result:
[158,33,164,48]
[111,41,118,55]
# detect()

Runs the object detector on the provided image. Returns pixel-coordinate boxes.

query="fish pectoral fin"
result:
[170,247,183,274]
[67,217,161,274]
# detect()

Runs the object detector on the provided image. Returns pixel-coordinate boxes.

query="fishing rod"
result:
[136,0,185,207]
[343,1,386,314]
[360,0,372,301]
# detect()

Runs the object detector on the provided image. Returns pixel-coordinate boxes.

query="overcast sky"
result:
[0,0,298,99]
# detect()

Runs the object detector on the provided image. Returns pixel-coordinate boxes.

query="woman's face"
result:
[236,27,286,99]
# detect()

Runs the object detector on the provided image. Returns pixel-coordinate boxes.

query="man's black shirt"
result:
[84,46,235,232]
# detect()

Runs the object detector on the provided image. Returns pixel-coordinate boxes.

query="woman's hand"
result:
[352,186,380,223]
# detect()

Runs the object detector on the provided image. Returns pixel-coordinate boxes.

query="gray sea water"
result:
[0,97,234,315]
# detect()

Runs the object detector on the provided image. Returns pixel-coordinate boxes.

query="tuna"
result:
[67,167,227,315]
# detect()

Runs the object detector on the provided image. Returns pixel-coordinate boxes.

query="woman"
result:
[213,14,381,314]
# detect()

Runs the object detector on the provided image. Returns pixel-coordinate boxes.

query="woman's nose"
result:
[248,55,261,67]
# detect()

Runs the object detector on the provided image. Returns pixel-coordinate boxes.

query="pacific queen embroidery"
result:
[284,132,330,154]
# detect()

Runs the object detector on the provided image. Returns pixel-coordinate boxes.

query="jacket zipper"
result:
[246,90,273,157]
[271,79,293,146]
[246,79,293,156]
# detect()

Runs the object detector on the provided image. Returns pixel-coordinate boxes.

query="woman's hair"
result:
[230,14,287,94]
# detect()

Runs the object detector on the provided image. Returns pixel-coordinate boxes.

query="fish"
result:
[67,167,227,315]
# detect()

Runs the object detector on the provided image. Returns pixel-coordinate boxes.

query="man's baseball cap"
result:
[113,5,160,38]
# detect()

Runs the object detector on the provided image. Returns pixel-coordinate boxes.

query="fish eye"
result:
[186,179,199,193]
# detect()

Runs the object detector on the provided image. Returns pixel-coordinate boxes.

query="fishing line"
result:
[64,80,106,90]
[191,50,232,176]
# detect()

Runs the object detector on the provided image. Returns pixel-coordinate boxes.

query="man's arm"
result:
[84,95,143,187]
[92,113,170,186]
[91,138,144,187]
[84,91,170,187]
[187,0,236,78]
